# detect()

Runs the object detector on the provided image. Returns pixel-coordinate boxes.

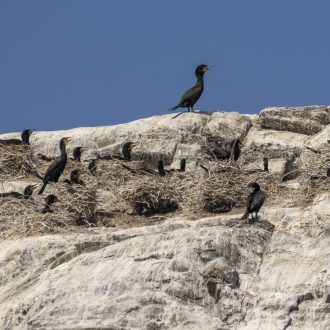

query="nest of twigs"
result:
[0,183,98,239]
[0,145,38,179]
[120,176,180,216]
[198,162,282,213]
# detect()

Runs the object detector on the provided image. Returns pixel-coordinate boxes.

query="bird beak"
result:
[64,137,71,144]
[204,66,210,72]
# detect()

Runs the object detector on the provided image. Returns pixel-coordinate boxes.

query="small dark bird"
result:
[263,158,269,172]
[122,142,136,161]
[0,129,34,146]
[42,194,59,213]
[241,182,266,221]
[327,168,330,177]
[169,64,209,112]
[179,159,186,172]
[231,140,241,161]
[0,184,38,199]
[88,160,98,176]
[73,147,85,162]
[64,169,85,185]
[38,137,70,195]
[158,160,166,176]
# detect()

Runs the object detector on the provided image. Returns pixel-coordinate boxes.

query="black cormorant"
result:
[263,158,269,172]
[0,184,38,199]
[169,64,209,112]
[179,159,186,172]
[327,168,330,177]
[38,137,70,195]
[122,142,136,161]
[0,129,34,145]
[158,160,166,176]
[64,169,85,185]
[88,160,98,176]
[241,182,266,221]
[42,194,59,213]
[232,140,241,161]
[73,147,85,162]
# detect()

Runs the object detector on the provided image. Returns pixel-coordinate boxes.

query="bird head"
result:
[248,181,260,190]
[195,64,209,76]
[45,194,59,205]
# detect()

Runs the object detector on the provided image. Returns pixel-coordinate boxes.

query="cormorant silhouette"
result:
[38,137,70,195]
[241,182,266,221]
[0,129,33,145]
[169,64,209,112]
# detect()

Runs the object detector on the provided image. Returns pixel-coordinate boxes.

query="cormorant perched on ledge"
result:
[169,64,209,112]
[42,194,59,213]
[179,159,186,172]
[241,182,266,221]
[64,169,85,185]
[0,184,38,199]
[232,140,241,161]
[88,160,98,176]
[263,158,269,172]
[0,129,34,146]
[122,142,136,161]
[38,137,70,195]
[73,147,85,162]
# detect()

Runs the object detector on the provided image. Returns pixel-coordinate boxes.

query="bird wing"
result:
[44,157,65,179]
[246,192,254,209]
[250,191,266,212]
[178,84,202,107]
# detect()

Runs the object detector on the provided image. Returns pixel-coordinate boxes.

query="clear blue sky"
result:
[1,0,330,133]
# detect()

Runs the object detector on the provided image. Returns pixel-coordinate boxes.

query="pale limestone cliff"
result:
[0,106,329,330]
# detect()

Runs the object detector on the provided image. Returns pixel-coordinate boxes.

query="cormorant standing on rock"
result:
[0,184,38,199]
[158,160,166,176]
[38,137,70,195]
[241,182,266,221]
[88,160,98,176]
[42,194,59,213]
[0,129,34,145]
[73,147,85,162]
[64,169,85,185]
[169,64,209,112]
[122,142,136,161]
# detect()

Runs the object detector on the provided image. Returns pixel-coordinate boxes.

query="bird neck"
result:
[60,143,67,157]
[195,72,204,85]
[21,133,30,144]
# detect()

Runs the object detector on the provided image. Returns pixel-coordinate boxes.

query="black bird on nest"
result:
[241,182,266,221]
[0,184,38,199]
[122,142,136,161]
[73,147,86,162]
[42,194,59,213]
[169,64,209,112]
[64,169,85,185]
[38,137,70,195]
[0,129,34,146]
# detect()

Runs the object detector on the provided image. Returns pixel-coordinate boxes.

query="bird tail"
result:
[169,105,179,112]
[38,182,47,195]
[241,209,249,220]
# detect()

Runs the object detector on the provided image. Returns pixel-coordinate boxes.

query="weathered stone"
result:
[259,106,330,135]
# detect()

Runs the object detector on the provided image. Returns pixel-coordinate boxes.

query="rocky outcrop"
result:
[0,106,329,329]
